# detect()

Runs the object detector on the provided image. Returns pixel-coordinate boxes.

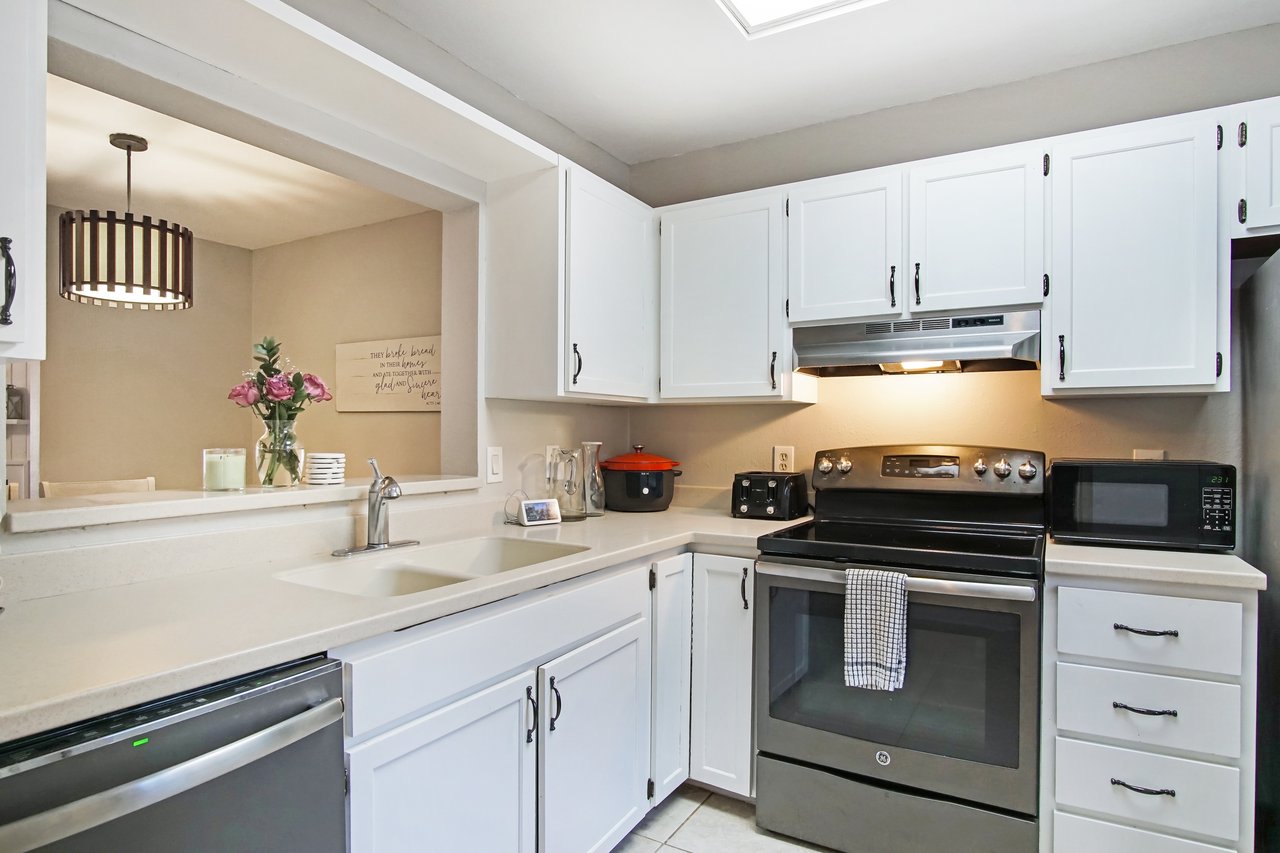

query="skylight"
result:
[715,0,895,38]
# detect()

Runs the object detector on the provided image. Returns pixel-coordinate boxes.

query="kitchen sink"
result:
[277,562,466,598]
[409,536,589,576]
[276,537,588,597]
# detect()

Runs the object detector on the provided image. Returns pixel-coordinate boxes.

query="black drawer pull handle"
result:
[549,676,563,731]
[1111,778,1175,797]
[1,237,15,326]
[1114,622,1179,638]
[1113,701,1178,717]
[913,262,921,305]
[572,344,582,385]
[888,264,896,307]
[741,566,749,610]
[525,686,538,743]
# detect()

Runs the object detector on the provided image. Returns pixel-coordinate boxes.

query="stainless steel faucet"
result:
[332,458,420,557]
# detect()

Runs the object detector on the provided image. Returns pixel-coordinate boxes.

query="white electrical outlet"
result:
[773,445,796,473]
[545,445,560,481]
[1133,448,1167,460]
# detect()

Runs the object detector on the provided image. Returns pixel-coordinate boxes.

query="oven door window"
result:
[768,587,1021,767]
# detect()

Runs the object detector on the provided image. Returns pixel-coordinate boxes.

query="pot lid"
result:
[602,445,680,471]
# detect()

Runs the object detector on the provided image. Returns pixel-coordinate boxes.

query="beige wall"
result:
[630,24,1280,206]
[629,369,1242,491]
[251,212,443,477]
[41,207,254,490]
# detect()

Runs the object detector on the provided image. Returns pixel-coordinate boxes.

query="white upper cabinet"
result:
[487,161,657,404]
[1044,118,1220,393]
[660,191,802,400]
[787,167,903,324]
[1242,99,1280,231]
[565,166,657,399]
[907,145,1045,313]
[0,0,47,361]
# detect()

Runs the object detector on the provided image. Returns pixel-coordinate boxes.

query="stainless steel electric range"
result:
[754,444,1046,853]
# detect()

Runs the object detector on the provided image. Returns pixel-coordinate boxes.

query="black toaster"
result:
[731,472,809,520]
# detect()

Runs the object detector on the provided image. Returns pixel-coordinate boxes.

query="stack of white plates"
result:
[303,453,346,485]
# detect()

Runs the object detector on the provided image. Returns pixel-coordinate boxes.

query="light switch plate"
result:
[487,446,504,483]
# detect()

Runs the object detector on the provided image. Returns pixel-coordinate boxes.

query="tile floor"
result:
[613,784,831,853]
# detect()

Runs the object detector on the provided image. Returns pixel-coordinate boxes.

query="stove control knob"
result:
[817,456,834,475]
[837,457,853,475]
[1018,460,1038,481]
[973,457,989,476]
[993,458,1012,479]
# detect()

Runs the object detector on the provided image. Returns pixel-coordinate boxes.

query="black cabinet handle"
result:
[888,264,896,308]
[1114,622,1179,638]
[1,237,15,326]
[1113,701,1178,718]
[1111,778,1175,798]
[769,351,777,390]
[913,262,921,305]
[572,344,582,385]
[1058,335,1066,382]
[549,676,563,731]
[741,566,749,610]
[525,686,538,743]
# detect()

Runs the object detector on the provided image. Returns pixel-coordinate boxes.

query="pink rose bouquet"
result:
[228,337,333,486]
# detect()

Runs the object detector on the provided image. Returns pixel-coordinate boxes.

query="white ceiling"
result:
[46,75,429,251]
[363,0,1280,164]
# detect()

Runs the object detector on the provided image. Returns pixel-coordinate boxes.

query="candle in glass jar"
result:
[203,448,246,491]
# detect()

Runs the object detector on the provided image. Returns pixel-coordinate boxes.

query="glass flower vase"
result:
[255,420,304,487]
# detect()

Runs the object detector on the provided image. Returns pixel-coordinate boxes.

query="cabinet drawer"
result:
[335,565,648,740]
[1056,663,1241,758]
[1054,811,1233,853]
[1057,587,1242,675]
[1055,737,1240,841]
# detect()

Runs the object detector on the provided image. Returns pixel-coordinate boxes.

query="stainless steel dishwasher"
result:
[0,655,345,852]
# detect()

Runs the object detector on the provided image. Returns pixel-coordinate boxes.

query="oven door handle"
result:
[755,563,1037,602]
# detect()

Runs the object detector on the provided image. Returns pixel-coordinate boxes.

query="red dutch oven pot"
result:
[600,445,682,512]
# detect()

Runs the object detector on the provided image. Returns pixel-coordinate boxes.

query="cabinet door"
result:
[0,0,47,360]
[660,192,785,398]
[788,168,903,323]
[651,553,693,802]
[1047,120,1219,391]
[346,669,537,853]
[690,554,754,797]
[1244,100,1280,230]
[565,166,656,399]
[540,617,652,853]
[907,146,1044,313]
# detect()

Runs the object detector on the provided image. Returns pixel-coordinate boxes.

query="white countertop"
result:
[1046,541,1267,590]
[0,508,794,744]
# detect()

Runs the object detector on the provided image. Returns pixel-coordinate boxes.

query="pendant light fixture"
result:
[59,133,194,311]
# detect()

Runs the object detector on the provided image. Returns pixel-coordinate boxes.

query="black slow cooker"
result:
[600,445,682,512]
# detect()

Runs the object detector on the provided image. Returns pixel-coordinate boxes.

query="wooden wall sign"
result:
[335,335,441,412]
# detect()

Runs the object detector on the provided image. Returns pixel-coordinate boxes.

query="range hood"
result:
[792,309,1041,376]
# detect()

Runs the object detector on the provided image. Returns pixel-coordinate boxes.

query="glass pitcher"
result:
[582,441,605,517]
[553,447,587,521]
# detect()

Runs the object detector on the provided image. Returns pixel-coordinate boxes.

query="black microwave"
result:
[1048,459,1235,552]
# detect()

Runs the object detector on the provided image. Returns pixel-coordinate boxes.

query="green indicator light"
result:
[132,737,150,747]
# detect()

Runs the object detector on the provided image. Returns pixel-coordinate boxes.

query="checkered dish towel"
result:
[843,568,908,691]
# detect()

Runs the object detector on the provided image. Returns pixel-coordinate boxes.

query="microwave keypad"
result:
[1202,487,1233,532]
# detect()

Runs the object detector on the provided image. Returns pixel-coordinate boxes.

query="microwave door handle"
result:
[0,698,343,852]
[755,563,1036,602]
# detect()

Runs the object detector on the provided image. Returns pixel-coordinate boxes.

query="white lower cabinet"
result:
[539,619,652,853]
[690,553,755,797]
[1041,569,1259,852]
[346,669,537,853]
[650,553,694,802]
[334,564,653,853]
